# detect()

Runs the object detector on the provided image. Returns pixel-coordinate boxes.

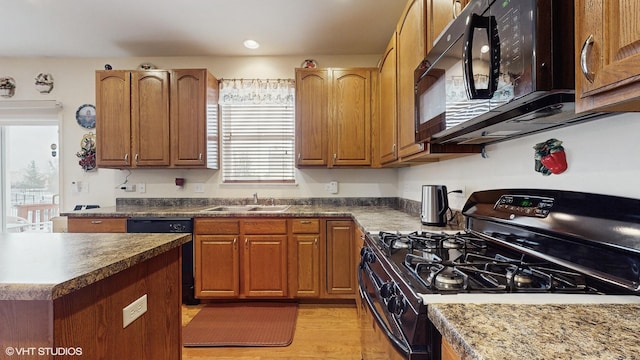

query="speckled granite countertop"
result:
[429,303,640,360]
[0,233,190,301]
[61,204,460,234]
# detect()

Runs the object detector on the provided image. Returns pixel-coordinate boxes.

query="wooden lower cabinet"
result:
[194,218,287,299]
[289,219,322,297]
[442,336,461,360]
[195,217,358,300]
[325,220,356,297]
[67,217,127,233]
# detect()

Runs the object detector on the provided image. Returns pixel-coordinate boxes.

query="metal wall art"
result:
[35,73,54,93]
[76,132,97,172]
[534,138,568,176]
[0,77,16,98]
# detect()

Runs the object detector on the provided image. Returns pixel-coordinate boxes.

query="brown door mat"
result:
[182,302,298,347]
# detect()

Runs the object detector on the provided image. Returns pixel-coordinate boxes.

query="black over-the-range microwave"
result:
[414,0,603,146]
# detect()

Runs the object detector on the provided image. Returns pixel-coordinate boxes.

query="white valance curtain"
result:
[219,78,295,105]
[219,79,295,183]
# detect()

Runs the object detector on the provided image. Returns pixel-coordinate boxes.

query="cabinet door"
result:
[295,69,329,166]
[325,220,355,296]
[195,234,239,298]
[171,69,219,168]
[96,70,132,167]
[330,69,373,167]
[131,70,170,166]
[575,0,640,112]
[243,235,288,297]
[396,0,427,158]
[379,34,399,165]
[290,234,320,297]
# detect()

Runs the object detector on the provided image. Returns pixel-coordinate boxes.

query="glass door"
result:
[1,125,59,233]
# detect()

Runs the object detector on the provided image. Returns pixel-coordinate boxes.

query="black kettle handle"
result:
[463,13,500,100]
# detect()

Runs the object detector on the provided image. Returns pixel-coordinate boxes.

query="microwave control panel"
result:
[494,195,554,218]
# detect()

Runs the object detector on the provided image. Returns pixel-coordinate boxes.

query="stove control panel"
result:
[494,195,554,218]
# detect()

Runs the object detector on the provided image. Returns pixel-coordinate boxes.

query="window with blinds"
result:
[220,79,295,183]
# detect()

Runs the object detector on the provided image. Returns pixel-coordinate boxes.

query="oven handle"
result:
[358,265,412,355]
[463,13,499,100]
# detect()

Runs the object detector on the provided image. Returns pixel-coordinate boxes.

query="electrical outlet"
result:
[137,183,146,193]
[120,184,136,192]
[194,183,205,193]
[327,181,338,194]
[123,294,147,328]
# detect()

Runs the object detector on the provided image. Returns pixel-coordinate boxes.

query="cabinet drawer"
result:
[291,219,320,233]
[67,217,127,233]
[243,219,287,234]
[195,219,240,234]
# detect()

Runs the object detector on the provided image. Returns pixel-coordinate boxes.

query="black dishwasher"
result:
[126,217,199,305]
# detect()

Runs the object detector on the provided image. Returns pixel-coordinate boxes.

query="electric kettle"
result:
[421,185,449,227]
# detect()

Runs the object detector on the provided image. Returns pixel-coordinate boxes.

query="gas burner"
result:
[506,267,535,288]
[378,231,410,251]
[442,238,463,249]
[434,268,465,290]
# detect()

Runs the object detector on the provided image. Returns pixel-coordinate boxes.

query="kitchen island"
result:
[0,232,190,360]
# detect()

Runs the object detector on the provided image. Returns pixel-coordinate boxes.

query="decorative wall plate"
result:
[301,59,318,69]
[76,104,96,129]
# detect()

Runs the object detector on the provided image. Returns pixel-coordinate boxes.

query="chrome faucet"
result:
[253,192,258,205]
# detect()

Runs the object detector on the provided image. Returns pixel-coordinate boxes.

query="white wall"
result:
[399,112,640,210]
[0,55,397,211]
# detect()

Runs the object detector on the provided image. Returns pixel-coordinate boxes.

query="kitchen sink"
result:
[201,205,290,212]
[249,205,291,212]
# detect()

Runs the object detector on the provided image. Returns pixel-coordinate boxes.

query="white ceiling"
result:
[1,0,407,58]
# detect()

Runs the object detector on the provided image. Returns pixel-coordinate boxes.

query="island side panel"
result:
[52,247,181,360]
[0,300,53,359]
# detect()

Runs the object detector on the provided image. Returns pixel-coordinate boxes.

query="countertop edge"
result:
[0,234,190,301]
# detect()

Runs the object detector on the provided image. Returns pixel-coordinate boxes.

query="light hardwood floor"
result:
[182,303,362,360]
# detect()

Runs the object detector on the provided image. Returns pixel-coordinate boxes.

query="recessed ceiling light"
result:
[243,39,260,49]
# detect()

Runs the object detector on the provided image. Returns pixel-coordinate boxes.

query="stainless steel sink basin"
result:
[201,205,290,212]
[201,205,257,212]
[249,205,291,212]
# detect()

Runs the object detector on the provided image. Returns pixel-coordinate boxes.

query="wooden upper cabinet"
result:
[295,69,329,166]
[170,69,219,168]
[396,0,427,159]
[295,68,376,168]
[379,34,398,165]
[96,71,132,167]
[429,0,469,51]
[330,68,375,167]
[131,70,171,166]
[96,70,170,168]
[96,68,220,169]
[575,0,640,113]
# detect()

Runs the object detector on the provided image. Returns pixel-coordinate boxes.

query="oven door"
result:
[358,249,431,360]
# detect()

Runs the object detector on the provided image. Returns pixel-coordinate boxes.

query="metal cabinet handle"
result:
[300,220,312,224]
[297,153,301,161]
[198,153,203,161]
[90,220,103,224]
[245,238,248,247]
[124,153,129,162]
[580,34,595,83]
[314,238,318,246]
[233,238,237,247]
[134,153,139,163]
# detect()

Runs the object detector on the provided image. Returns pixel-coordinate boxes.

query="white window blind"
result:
[220,79,295,183]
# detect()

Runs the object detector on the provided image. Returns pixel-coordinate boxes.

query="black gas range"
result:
[358,189,640,360]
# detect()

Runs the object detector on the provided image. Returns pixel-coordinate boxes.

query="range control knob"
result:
[359,248,376,264]
[387,295,407,316]
[380,281,397,299]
